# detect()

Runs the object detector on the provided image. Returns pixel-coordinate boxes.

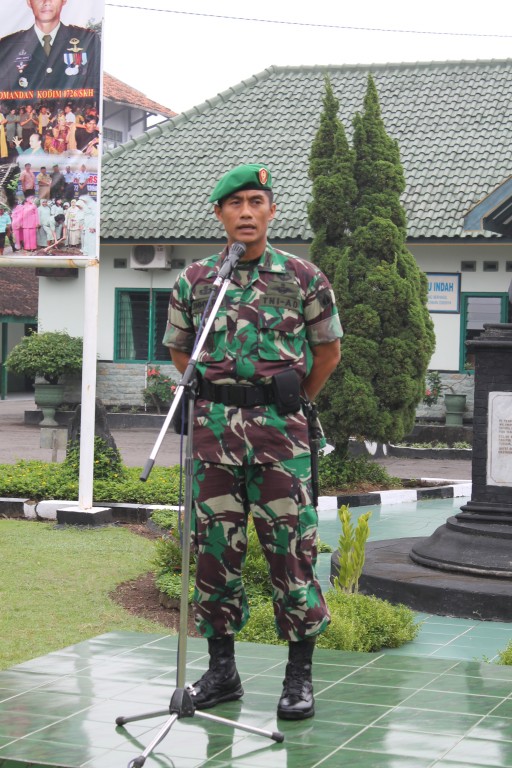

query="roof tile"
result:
[101,60,512,241]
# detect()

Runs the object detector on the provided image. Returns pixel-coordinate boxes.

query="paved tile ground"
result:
[3,396,509,767]
[2,634,512,768]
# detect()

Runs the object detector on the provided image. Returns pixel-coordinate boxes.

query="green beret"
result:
[209,163,272,203]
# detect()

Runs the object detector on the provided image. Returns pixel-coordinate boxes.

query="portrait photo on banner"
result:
[0,0,103,257]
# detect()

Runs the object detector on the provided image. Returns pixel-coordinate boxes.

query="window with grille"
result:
[115,289,171,362]
[103,127,123,151]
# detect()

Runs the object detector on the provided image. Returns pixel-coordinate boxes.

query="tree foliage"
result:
[309,74,435,455]
[5,330,83,385]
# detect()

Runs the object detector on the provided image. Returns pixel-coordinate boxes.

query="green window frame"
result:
[459,292,508,371]
[114,288,171,362]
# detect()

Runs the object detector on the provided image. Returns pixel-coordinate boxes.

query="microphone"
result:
[217,241,247,280]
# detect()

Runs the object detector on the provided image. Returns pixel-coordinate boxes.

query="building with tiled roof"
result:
[103,72,176,151]
[104,73,176,120]
[36,59,512,407]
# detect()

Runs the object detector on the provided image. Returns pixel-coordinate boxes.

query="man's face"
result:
[214,189,276,254]
[26,0,67,27]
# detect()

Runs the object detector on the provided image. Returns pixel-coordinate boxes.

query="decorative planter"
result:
[443,393,467,426]
[34,383,65,427]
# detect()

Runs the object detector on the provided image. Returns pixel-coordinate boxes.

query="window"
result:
[460,293,508,369]
[103,127,123,152]
[115,289,171,362]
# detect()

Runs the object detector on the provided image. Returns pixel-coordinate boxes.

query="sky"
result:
[102,0,511,114]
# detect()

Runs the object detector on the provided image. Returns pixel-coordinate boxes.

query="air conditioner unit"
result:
[130,244,173,269]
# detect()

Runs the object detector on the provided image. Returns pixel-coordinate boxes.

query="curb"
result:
[318,480,472,510]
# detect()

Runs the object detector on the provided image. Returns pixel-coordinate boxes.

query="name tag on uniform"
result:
[260,275,300,310]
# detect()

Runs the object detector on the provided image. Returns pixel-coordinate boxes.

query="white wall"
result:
[37,240,511,369]
[103,103,148,142]
[411,242,511,370]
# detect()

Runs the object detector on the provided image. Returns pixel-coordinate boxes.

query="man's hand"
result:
[301,340,341,401]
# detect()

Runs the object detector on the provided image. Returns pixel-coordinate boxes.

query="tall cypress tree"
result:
[307,78,356,447]
[308,74,435,456]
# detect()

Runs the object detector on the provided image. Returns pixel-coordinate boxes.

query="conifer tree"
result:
[307,78,356,451]
[309,74,435,457]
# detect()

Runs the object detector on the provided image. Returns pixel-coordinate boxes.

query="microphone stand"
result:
[116,245,284,767]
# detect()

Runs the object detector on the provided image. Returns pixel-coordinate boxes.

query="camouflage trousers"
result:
[191,456,330,642]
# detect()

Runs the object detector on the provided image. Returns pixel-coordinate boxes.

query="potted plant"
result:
[5,331,83,426]
[423,370,471,426]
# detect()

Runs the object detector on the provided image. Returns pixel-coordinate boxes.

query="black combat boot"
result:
[277,638,315,720]
[188,635,244,710]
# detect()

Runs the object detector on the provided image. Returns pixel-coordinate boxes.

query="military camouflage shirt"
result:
[163,243,343,465]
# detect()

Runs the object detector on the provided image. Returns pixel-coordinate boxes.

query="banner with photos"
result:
[0,0,103,258]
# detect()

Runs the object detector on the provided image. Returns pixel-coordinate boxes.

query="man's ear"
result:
[268,202,277,222]
[213,204,223,223]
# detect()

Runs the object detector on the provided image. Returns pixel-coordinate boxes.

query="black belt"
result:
[199,379,274,407]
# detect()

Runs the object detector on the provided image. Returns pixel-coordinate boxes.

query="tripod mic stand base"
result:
[117,685,284,767]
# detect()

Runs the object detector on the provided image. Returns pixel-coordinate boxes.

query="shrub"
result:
[423,370,442,407]
[237,590,419,651]
[0,461,182,505]
[319,452,400,493]
[156,572,195,604]
[62,436,125,480]
[150,508,179,532]
[5,330,83,384]
[497,642,512,666]
[335,506,371,594]
[238,602,286,646]
[142,366,177,414]
[319,591,419,651]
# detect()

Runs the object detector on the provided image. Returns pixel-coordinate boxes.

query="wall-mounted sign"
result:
[426,273,460,313]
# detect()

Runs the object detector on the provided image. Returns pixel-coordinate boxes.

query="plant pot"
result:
[444,393,467,426]
[34,382,65,427]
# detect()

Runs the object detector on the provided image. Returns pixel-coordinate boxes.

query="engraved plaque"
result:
[487,392,512,487]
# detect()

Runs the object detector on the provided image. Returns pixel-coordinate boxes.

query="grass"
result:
[0,519,171,670]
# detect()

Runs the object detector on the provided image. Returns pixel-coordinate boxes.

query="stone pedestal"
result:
[411,324,512,577]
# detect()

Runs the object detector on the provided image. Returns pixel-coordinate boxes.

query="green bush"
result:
[238,602,286,646]
[63,436,125,480]
[142,366,177,414]
[5,330,83,384]
[156,571,195,603]
[319,590,419,651]
[237,590,419,651]
[335,506,371,594]
[497,642,512,665]
[153,534,187,575]
[150,508,179,532]
[0,460,182,505]
[0,453,399,502]
[319,452,400,493]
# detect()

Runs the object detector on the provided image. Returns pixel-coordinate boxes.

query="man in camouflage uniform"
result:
[163,163,342,720]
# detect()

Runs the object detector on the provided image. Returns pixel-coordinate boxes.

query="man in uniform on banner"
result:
[0,0,100,92]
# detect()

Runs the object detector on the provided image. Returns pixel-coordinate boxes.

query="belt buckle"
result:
[229,386,247,407]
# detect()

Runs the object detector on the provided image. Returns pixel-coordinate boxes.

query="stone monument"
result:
[411,324,512,576]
